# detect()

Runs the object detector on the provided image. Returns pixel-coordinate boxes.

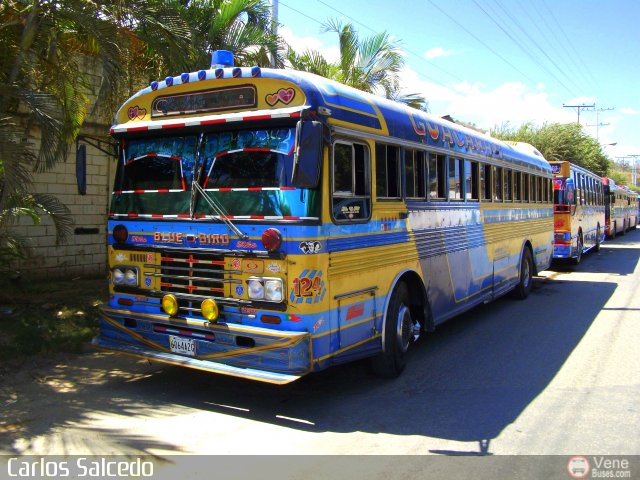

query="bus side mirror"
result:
[292,120,323,188]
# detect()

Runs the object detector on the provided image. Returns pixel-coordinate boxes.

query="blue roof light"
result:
[211,50,234,68]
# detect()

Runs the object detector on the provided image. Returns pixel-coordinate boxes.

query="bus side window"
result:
[513,171,521,202]
[405,149,426,198]
[504,169,513,201]
[332,141,371,222]
[376,143,400,199]
[448,157,462,200]
[523,173,530,202]
[481,163,492,201]
[494,166,503,202]
[428,153,447,200]
[465,160,479,201]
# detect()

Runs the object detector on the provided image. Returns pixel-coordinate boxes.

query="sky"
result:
[275,0,640,162]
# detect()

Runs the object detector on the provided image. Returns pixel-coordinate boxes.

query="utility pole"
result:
[563,103,595,124]
[586,107,615,140]
[269,0,279,68]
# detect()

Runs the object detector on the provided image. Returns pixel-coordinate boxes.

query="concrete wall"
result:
[12,122,116,280]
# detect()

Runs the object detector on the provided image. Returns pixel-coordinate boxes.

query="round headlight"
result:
[112,268,124,285]
[265,279,283,302]
[201,299,219,322]
[247,279,264,300]
[124,268,138,286]
[161,294,179,316]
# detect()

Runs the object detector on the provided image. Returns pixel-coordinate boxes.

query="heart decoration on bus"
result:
[127,106,147,120]
[266,88,295,106]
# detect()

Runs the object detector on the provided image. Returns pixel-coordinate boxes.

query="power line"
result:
[313,0,465,84]
[471,0,578,98]
[424,0,540,86]
[515,0,592,94]
[490,0,583,95]
[539,0,599,90]
[279,0,460,90]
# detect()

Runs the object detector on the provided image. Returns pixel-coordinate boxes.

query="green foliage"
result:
[287,19,428,111]
[492,122,610,176]
[0,0,284,275]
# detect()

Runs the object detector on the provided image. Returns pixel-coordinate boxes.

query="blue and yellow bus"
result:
[550,161,605,264]
[93,51,554,384]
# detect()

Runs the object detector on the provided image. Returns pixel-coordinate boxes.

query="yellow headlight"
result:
[201,298,219,322]
[161,294,179,316]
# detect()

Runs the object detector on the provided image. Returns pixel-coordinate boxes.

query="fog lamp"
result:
[201,298,219,322]
[161,294,179,316]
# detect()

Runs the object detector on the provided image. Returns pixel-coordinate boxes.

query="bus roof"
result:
[114,64,551,174]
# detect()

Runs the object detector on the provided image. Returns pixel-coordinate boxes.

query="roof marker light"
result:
[181,73,189,83]
[165,76,173,86]
[251,66,261,77]
[150,81,159,91]
[232,67,242,78]
[215,68,224,79]
[198,70,207,81]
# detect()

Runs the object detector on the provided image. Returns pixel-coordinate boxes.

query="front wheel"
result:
[571,234,583,265]
[371,282,419,378]
[511,248,533,299]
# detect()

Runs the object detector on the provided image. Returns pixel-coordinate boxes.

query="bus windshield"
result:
[111,127,320,219]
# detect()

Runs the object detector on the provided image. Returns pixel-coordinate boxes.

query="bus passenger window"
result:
[428,153,447,199]
[332,141,371,222]
[465,160,479,201]
[504,169,513,201]
[405,149,426,198]
[494,167,503,201]
[514,171,521,201]
[481,164,492,201]
[376,143,400,199]
[449,158,462,200]
[537,176,543,203]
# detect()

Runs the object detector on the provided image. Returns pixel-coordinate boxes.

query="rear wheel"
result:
[512,248,533,299]
[371,282,419,378]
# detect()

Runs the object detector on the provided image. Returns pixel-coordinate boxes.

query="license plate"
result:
[169,336,196,356]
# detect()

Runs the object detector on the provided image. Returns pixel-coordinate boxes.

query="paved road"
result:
[1,231,639,476]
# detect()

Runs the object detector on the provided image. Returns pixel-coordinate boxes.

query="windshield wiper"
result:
[189,134,247,240]
[192,180,248,240]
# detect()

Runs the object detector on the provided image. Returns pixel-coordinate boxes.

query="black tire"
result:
[511,248,533,299]
[595,226,601,252]
[571,234,583,265]
[371,282,415,378]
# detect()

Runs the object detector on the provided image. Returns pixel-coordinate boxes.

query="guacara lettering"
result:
[154,232,230,245]
[414,113,501,157]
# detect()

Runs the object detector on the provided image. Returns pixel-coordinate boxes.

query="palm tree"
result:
[287,19,428,110]
[0,0,194,273]
[170,0,285,70]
